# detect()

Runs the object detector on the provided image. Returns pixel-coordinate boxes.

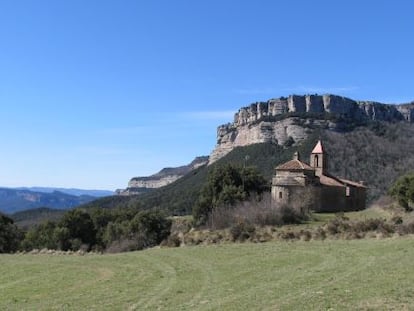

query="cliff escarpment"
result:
[210,94,414,162]
[117,156,209,195]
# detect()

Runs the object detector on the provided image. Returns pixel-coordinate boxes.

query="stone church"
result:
[271,141,366,212]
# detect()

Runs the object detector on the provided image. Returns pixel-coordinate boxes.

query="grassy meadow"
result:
[1,236,414,310]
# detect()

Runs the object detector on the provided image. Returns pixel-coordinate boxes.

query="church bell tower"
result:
[310,140,326,177]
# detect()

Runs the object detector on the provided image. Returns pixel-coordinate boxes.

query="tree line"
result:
[1,207,171,253]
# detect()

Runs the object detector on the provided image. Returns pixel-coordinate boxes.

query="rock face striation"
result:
[210,94,414,163]
[117,156,209,195]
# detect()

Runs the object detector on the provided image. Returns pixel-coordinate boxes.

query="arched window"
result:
[315,155,319,167]
[279,192,283,199]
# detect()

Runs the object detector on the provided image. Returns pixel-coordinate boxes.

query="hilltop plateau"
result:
[210,94,414,162]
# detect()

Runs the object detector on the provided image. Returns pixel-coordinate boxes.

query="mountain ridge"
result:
[117,156,209,195]
[14,187,114,197]
[0,188,101,214]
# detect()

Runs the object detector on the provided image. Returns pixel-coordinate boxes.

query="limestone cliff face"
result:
[210,94,414,163]
[117,156,209,195]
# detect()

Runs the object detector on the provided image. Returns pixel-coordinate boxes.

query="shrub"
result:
[389,172,414,211]
[230,221,256,242]
[391,215,403,225]
[129,210,172,250]
[397,222,414,235]
[313,227,327,240]
[206,193,309,230]
[278,230,299,240]
[161,233,181,248]
[279,205,308,224]
[326,216,351,235]
[21,221,57,251]
[105,239,139,253]
[299,230,312,241]
[193,164,268,225]
[0,214,22,253]
[58,209,97,250]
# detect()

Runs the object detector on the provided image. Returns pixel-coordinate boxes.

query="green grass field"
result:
[1,237,414,310]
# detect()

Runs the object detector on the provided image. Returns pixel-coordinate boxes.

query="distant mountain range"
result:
[0,187,114,214]
[14,187,114,197]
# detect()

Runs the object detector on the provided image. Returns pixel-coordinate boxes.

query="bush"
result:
[105,239,139,253]
[161,233,181,248]
[277,230,299,240]
[389,173,414,211]
[129,210,172,250]
[21,221,57,251]
[58,209,97,250]
[326,216,351,235]
[230,221,256,242]
[391,215,403,225]
[206,193,309,230]
[0,214,22,253]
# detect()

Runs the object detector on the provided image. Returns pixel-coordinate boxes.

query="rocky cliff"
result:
[117,156,209,195]
[210,94,414,163]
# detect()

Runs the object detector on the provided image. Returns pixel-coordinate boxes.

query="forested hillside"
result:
[323,122,414,200]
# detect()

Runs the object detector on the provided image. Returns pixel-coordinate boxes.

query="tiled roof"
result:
[319,174,345,187]
[276,159,314,171]
[319,174,367,188]
[312,140,323,154]
[339,178,367,188]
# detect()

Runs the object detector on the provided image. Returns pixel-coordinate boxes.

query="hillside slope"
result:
[83,120,414,215]
[11,207,65,229]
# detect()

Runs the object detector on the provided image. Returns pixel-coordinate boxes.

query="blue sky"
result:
[0,0,413,190]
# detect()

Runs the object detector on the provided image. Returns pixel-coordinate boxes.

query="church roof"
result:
[339,178,367,188]
[319,174,345,187]
[318,174,367,188]
[312,140,323,154]
[276,159,314,171]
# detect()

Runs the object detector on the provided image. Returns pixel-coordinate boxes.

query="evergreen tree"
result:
[193,164,267,225]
